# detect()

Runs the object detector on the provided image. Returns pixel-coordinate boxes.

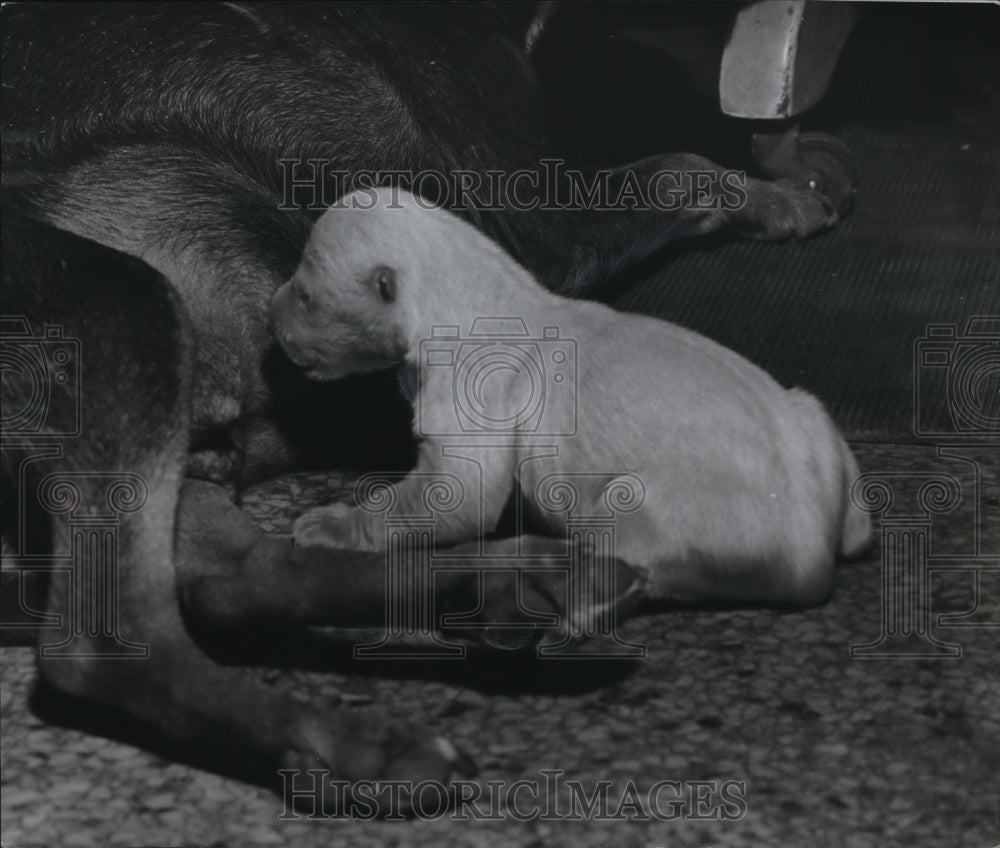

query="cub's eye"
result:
[296,284,311,308]
[372,266,397,303]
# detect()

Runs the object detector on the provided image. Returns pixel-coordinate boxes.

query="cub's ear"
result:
[371,265,397,304]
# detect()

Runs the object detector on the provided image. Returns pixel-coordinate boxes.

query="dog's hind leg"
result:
[2,215,467,797]
[178,499,648,658]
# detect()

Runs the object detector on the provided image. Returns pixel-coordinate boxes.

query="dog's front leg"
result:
[497,152,844,296]
[563,154,840,292]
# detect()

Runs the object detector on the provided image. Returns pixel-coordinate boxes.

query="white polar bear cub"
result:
[269,188,870,607]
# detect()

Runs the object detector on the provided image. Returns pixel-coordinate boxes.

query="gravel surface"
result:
[2,443,997,847]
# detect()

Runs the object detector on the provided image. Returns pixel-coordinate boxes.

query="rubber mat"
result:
[604,6,999,442]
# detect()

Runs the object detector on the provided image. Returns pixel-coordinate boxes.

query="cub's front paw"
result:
[293,502,380,551]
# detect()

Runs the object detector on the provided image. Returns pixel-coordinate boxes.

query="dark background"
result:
[536,1,998,441]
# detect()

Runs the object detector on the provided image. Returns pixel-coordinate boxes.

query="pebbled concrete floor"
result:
[2,443,997,848]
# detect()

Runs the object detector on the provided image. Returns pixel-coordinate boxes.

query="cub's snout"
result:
[267,266,408,383]
[267,280,320,372]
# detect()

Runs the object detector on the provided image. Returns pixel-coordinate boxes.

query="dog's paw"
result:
[440,537,649,655]
[739,177,839,241]
[293,502,377,550]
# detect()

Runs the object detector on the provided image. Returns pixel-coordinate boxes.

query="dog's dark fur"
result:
[2,2,844,793]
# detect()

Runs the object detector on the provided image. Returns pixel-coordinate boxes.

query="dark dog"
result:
[1,2,844,796]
